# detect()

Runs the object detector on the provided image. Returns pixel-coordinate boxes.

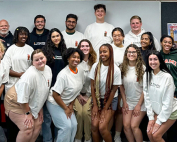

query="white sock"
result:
[115,131,121,137]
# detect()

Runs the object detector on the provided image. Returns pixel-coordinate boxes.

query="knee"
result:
[91,122,99,133]
[147,130,153,139]
[152,133,162,142]
[131,123,139,131]
[75,109,83,119]
[99,124,107,136]
[83,109,91,120]
[22,127,34,137]
[123,122,131,131]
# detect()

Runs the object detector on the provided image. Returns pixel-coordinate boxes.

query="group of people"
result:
[0,3,177,142]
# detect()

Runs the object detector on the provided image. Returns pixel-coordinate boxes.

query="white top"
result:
[84,22,114,58]
[0,60,9,87]
[62,30,85,48]
[124,28,161,51]
[89,62,122,98]
[15,65,52,119]
[123,66,144,102]
[3,44,34,92]
[48,65,85,106]
[112,44,126,67]
[78,60,91,97]
[143,71,177,125]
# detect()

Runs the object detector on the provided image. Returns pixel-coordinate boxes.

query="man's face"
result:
[0,20,9,36]
[130,19,142,33]
[65,18,77,31]
[35,18,45,31]
[95,8,106,21]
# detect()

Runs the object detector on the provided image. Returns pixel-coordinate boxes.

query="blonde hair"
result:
[0,40,6,53]
[130,15,142,23]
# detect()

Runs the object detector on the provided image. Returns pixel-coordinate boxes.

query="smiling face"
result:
[130,19,142,34]
[35,18,45,31]
[161,37,173,53]
[112,30,124,47]
[17,31,28,44]
[127,47,137,61]
[141,34,151,49]
[149,54,160,72]
[68,52,80,69]
[99,45,110,63]
[51,31,61,47]
[0,20,9,36]
[65,18,77,31]
[32,52,47,71]
[95,8,106,21]
[80,41,90,55]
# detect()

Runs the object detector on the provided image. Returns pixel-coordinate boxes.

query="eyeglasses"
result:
[66,21,76,24]
[127,51,137,54]
[81,45,90,48]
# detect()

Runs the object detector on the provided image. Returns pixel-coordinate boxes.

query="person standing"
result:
[29,15,49,50]
[62,14,84,48]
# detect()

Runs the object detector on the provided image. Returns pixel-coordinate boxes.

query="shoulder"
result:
[104,22,114,28]
[44,65,52,73]
[61,30,66,35]
[75,31,84,36]
[85,23,95,29]
[25,44,34,51]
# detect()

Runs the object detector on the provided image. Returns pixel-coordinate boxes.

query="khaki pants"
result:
[74,97,91,140]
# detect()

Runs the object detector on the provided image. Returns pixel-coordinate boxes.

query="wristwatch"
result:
[25,111,31,115]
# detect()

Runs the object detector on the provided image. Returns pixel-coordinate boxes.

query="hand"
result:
[122,102,129,115]
[133,104,141,117]
[152,123,161,134]
[77,95,87,106]
[64,107,72,119]
[147,120,155,133]
[0,39,5,42]
[92,105,98,121]
[100,108,106,123]
[24,113,34,128]
[68,104,73,113]
[82,95,89,105]
[38,109,43,122]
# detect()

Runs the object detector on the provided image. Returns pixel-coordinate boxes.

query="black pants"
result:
[167,120,177,142]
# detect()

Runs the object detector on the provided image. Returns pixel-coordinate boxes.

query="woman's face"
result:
[149,54,160,71]
[80,41,90,55]
[141,34,151,49]
[99,45,110,62]
[18,31,28,44]
[127,47,137,61]
[68,52,80,68]
[112,31,124,46]
[51,31,61,47]
[161,37,173,52]
[32,52,47,71]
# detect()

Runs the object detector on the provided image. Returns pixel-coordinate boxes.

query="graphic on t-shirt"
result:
[75,41,78,47]
[165,59,177,66]
[104,31,107,37]
[27,54,30,60]
[150,82,160,88]
[54,55,62,60]
[34,42,45,46]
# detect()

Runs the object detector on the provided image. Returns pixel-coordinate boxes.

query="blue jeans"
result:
[0,126,7,142]
[46,101,77,142]
[42,103,53,142]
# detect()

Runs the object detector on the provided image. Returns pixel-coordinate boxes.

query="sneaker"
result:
[75,139,81,142]
[85,138,92,142]
[114,135,122,142]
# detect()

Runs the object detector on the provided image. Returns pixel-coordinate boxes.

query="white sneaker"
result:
[75,139,81,142]
[85,138,92,142]
[114,135,122,142]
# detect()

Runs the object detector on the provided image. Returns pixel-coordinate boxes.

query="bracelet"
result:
[25,111,31,115]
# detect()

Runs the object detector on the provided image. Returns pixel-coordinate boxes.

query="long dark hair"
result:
[42,28,67,67]
[145,50,171,88]
[141,32,156,50]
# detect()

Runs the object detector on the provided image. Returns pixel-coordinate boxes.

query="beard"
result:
[0,29,9,36]
[35,25,45,31]
[66,25,75,31]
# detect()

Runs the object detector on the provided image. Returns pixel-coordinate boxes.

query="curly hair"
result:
[120,44,145,83]
[13,26,30,44]
[62,47,84,65]
[77,39,97,69]
[42,28,67,67]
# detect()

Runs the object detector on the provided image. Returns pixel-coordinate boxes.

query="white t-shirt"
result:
[124,28,161,51]
[123,66,144,102]
[15,65,52,119]
[84,22,114,58]
[89,62,122,98]
[78,60,91,97]
[3,44,34,92]
[112,44,126,67]
[0,60,9,87]
[143,71,177,125]
[48,65,85,106]
[62,30,84,48]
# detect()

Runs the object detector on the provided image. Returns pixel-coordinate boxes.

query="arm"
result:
[9,70,24,78]
[91,79,98,119]
[120,85,129,114]
[133,92,144,117]
[0,84,4,97]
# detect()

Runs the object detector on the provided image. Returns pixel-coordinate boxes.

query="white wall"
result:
[0,1,161,41]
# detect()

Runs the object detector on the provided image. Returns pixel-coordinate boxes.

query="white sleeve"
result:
[154,36,161,51]
[52,75,65,95]
[3,49,12,70]
[113,67,122,85]
[88,63,97,80]
[84,26,90,40]
[16,82,33,103]
[2,67,9,84]
[156,79,175,125]
[143,74,154,120]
